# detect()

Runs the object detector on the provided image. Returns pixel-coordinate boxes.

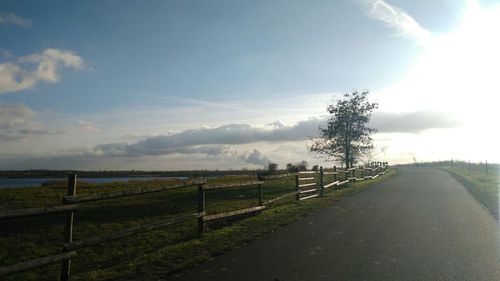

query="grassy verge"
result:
[441,166,498,221]
[0,169,397,280]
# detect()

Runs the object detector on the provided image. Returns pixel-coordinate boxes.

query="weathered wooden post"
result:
[295,174,300,201]
[61,173,77,281]
[319,166,324,196]
[256,173,264,206]
[451,159,454,168]
[468,160,471,174]
[197,184,205,235]
[258,183,263,206]
[361,167,365,179]
[333,166,337,182]
[485,160,488,177]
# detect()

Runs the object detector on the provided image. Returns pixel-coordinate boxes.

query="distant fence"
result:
[0,162,389,280]
[409,159,494,177]
[447,159,493,177]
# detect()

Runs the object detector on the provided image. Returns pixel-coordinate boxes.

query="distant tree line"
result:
[266,161,310,173]
[0,169,266,179]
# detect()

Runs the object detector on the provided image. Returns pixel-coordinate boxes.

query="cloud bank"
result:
[90,110,456,158]
[370,111,460,133]
[0,110,459,169]
[0,48,83,94]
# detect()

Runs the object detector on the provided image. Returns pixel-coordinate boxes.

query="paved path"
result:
[173,168,500,281]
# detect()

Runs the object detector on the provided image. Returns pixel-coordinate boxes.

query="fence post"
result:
[256,173,264,206]
[258,183,263,206]
[361,167,364,179]
[451,159,454,168]
[295,174,300,201]
[485,160,488,177]
[468,160,471,174]
[319,166,324,196]
[197,184,205,235]
[333,166,337,182]
[61,173,77,281]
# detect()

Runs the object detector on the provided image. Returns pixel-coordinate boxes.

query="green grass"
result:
[0,169,397,280]
[441,164,499,221]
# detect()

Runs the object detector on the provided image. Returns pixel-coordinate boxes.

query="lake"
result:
[0,177,188,189]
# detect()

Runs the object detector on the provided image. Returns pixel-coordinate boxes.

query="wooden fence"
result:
[0,162,388,280]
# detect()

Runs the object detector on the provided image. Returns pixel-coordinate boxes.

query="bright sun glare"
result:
[414,0,500,112]
[375,0,500,162]
[389,0,500,113]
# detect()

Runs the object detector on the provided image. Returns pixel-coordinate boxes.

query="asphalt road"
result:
[172,167,500,281]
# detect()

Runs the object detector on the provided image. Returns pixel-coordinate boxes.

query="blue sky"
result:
[1,0,499,170]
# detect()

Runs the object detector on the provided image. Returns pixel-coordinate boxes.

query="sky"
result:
[0,0,499,170]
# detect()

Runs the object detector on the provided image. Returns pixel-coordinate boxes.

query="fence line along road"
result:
[0,162,388,280]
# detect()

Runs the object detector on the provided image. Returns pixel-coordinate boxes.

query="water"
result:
[0,177,187,189]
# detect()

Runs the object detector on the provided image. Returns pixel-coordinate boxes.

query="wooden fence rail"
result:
[258,173,297,180]
[0,163,388,280]
[0,205,79,220]
[63,212,204,251]
[63,179,206,204]
[197,181,265,234]
[0,251,77,277]
[294,164,389,201]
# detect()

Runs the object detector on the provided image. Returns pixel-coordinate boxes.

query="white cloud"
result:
[77,120,99,131]
[360,0,434,46]
[238,149,272,166]
[0,13,31,27]
[0,48,83,94]
[0,102,35,130]
[266,120,287,129]
[0,102,85,142]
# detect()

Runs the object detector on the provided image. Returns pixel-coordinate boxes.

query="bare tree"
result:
[309,91,378,168]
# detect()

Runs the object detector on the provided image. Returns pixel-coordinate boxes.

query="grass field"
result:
[0,169,397,281]
[441,163,499,221]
